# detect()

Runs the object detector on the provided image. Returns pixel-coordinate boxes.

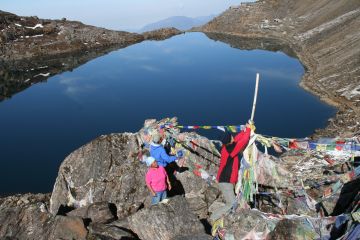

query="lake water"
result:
[0,32,336,195]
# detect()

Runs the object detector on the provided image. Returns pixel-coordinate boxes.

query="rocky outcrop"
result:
[87,221,139,239]
[66,202,116,224]
[199,0,360,137]
[0,193,88,240]
[0,11,144,62]
[128,196,206,240]
[0,11,181,63]
[1,118,359,239]
[49,118,220,218]
[0,193,52,239]
[49,133,148,217]
[0,118,218,239]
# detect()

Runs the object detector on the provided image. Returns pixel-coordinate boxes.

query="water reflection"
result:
[0,45,124,101]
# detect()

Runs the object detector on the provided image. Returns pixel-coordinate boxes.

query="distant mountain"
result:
[140,15,216,32]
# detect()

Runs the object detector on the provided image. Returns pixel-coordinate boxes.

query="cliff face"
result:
[200,0,360,137]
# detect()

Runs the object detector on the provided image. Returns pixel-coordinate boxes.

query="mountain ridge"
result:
[140,15,215,32]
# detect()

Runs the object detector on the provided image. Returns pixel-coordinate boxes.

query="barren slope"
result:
[200,0,360,137]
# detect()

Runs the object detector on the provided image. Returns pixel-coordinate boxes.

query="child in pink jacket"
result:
[145,156,172,205]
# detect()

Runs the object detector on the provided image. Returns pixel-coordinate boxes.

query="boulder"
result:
[49,133,149,217]
[87,222,138,240]
[49,215,88,240]
[0,193,53,239]
[50,118,221,223]
[172,234,213,240]
[67,201,116,224]
[128,196,206,240]
[221,209,278,239]
[0,194,88,240]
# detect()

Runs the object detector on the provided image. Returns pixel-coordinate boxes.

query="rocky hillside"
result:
[0,10,181,62]
[199,0,360,137]
[0,11,143,61]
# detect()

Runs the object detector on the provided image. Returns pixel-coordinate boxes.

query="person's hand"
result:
[168,183,172,191]
[152,192,156,197]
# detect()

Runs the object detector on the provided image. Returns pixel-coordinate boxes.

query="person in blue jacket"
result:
[150,133,178,167]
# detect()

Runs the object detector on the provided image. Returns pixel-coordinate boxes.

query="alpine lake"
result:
[0,32,336,195]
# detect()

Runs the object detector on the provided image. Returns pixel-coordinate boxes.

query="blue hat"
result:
[145,156,156,167]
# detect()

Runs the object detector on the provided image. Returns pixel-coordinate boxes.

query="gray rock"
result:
[172,234,213,240]
[87,222,138,240]
[50,133,149,217]
[0,194,88,240]
[50,118,221,221]
[128,196,206,240]
[222,209,279,239]
[67,201,116,224]
[204,186,220,207]
[0,193,53,240]
[208,200,226,215]
[185,193,208,219]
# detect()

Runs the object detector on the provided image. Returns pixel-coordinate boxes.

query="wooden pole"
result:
[250,73,260,122]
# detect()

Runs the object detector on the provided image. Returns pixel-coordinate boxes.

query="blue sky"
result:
[1,0,254,30]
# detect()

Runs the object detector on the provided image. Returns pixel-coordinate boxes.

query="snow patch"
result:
[15,23,22,27]
[34,73,50,77]
[32,34,43,38]
[341,85,360,99]
[24,78,31,83]
[25,24,43,30]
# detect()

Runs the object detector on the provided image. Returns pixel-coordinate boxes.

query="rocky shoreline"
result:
[198,0,360,138]
[0,11,182,61]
